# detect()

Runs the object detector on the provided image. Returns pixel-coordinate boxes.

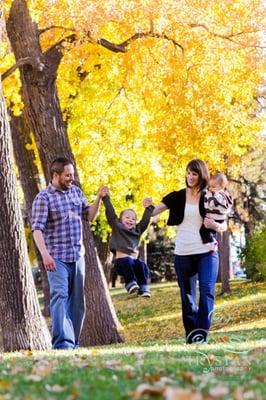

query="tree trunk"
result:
[81,227,123,345]
[10,113,50,316]
[94,234,113,283]
[0,68,51,351]
[7,0,123,345]
[139,242,147,264]
[218,230,232,294]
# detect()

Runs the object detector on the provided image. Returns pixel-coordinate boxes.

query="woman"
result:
[152,159,227,343]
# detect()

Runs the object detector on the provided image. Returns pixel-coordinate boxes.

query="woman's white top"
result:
[174,202,210,255]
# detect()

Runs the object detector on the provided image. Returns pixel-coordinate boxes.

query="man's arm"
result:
[88,186,109,222]
[33,230,56,272]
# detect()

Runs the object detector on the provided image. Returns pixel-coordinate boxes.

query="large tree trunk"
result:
[81,228,122,345]
[6,0,123,345]
[218,229,233,294]
[0,64,51,351]
[10,113,50,316]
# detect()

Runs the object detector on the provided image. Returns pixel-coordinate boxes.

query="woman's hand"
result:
[203,217,227,232]
[143,197,153,208]
[203,217,217,230]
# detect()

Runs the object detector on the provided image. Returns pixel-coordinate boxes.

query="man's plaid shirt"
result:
[31,183,90,262]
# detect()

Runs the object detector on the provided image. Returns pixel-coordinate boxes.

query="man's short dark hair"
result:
[50,158,73,179]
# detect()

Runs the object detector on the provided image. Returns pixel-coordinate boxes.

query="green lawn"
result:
[0,280,265,399]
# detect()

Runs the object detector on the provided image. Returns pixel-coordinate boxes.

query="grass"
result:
[0,280,265,399]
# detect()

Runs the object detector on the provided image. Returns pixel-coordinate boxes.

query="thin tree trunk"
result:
[10,113,50,316]
[94,234,113,283]
[139,242,147,264]
[218,230,232,294]
[7,0,123,345]
[0,67,51,351]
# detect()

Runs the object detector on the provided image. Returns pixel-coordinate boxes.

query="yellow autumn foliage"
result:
[1,0,265,227]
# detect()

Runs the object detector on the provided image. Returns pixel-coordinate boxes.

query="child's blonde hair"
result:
[119,208,137,220]
[210,172,228,189]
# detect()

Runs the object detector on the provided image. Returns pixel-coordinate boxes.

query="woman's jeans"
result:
[47,257,85,349]
[115,257,150,293]
[174,251,219,343]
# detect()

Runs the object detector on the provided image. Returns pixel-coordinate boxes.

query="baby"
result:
[200,173,233,244]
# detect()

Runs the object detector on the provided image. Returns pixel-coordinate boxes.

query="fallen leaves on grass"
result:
[176,371,198,383]
[45,384,67,393]
[208,385,229,398]
[0,380,11,389]
[132,384,202,399]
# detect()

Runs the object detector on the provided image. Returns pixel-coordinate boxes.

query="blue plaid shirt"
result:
[31,183,90,262]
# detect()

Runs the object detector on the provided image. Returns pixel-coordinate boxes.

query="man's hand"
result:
[89,186,109,221]
[98,186,109,198]
[42,252,56,272]
[143,197,153,208]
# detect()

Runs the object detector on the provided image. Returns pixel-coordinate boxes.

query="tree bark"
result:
[94,234,113,283]
[81,228,123,345]
[10,113,50,316]
[6,0,123,345]
[218,230,232,294]
[139,242,147,264]
[0,66,51,351]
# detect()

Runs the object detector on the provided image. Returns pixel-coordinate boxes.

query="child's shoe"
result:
[139,291,151,298]
[127,283,140,295]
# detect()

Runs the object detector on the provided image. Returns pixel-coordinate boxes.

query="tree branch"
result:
[46,30,183,54]
[7,22,260,80]
[39,25,75,35]
[118,32,184,53]
[1,57,45,81]
[189,23,265,47]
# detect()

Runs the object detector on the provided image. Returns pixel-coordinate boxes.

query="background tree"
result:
[0,8,50,351]
[4,0,123,345]
[9,111,50,316]
[1,0,265,332]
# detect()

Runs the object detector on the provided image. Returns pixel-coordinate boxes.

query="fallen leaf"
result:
[141,372,163,383]
[0,380,10,389]
[176,371,197,383]
[204,354,218,365]
[25,374,43,382]
[32,359,53,377]
[232,387,244,400]
[105,359,121,369]
[164,387,202,400]
[45,384,66,393]
[209,385,229,398]
[131,383,164,398]
[125,370,135,379]
[255,374,266,383]
[216,336,230,343]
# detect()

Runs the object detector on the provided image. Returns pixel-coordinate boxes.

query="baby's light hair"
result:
[210,172,228,189]
[119,208,137,220]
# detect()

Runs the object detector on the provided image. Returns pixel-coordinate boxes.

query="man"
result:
[32,157,107,349]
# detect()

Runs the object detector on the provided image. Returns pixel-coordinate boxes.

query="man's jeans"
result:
[174,251,219,343]
[47,257,85,349]
[115,257,150,293]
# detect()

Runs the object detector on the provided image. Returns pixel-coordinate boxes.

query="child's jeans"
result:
[114,257,150,293]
